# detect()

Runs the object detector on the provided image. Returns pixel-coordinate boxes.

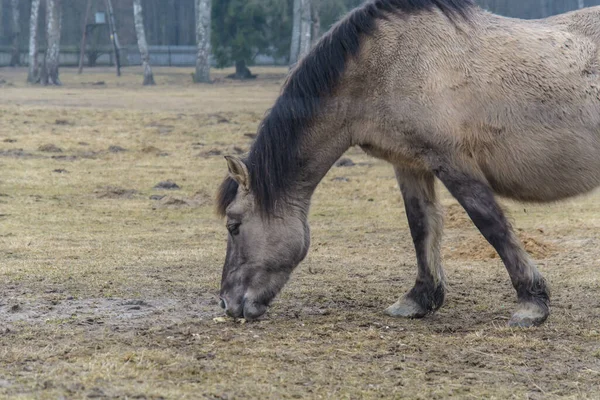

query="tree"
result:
[10,0,21,66]
[212,0,291,79]
[77,0,93,74]
[133,0,155,85]
[299,0,312,56]
[27,0,41,83]
[194,0,211,83]
[105,0,122,76]
[290,0,312,68]
[289,0,302,67]
[41,0,62,86]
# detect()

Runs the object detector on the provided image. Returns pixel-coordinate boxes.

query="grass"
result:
[0,66,599,399]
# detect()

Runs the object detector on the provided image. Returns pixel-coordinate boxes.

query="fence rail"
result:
[0,46,286,68]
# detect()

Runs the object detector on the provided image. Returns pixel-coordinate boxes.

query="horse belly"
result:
[479,132,600,202]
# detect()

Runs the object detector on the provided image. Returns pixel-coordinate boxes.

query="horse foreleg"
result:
[385,167,446,318]
[434,166,550,327]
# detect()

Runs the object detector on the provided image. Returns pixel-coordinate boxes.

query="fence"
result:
[0,45,286,68]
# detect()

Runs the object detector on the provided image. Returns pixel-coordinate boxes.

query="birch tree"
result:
[27,0,41,83]
[133,0,155,85]
[10,0,21,66]
[289,0,312,68]
[289,0,302,67]
[194,0,211,83]
[41,0,62,86]
[299,0,312,57]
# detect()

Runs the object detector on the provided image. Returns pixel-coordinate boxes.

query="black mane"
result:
[217,0,473,217]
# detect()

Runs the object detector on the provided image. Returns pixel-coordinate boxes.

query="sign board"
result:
[95,12,106,24]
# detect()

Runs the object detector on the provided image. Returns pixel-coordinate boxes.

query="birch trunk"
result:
[42,0,62,86]
[10,0,21,66]
[27,0,41,83]
[290,0,312,68]
[193,0,211,83]
[289,0,302,67]
[299,0,312,57]
[133,0,155,85]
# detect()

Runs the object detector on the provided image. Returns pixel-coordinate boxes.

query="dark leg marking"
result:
[385,168,445,318]
[434,167,550,327]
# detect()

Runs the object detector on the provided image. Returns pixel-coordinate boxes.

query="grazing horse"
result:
[216,0,600,327]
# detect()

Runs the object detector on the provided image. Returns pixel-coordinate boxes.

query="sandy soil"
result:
[0,66,599,399]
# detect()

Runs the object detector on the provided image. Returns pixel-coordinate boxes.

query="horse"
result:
[216,0,600,328]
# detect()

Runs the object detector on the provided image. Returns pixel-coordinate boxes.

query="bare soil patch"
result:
[448,230,559,260]
[94,186,138,199]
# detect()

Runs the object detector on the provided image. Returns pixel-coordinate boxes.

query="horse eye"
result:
[227,222,241,236]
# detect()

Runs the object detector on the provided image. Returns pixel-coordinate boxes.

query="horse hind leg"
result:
[434,165,550,327]
[385,167,446,318]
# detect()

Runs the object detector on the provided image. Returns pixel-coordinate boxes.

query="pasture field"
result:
[0,66,599,399]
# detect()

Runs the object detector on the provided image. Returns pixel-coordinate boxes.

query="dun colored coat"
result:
[217,0,600,327]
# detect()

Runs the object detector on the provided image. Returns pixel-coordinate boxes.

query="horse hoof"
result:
[384,298,427,318]
[508,302,549,328]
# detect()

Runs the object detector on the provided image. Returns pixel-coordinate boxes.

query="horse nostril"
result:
[219,298,227,310]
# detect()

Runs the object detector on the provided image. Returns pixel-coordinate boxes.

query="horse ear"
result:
[225,156,250,191]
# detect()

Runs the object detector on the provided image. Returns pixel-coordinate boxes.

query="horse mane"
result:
[217,0,474,217]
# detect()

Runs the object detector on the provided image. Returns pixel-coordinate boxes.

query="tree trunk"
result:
[10,0,21,66]
[311,0,321,47]
[133,0,155,85]
[290,0,312,68]
[578,0,585,9]
[78,0,92,74]
[105,0,121,77]
[299,0,312,57]
[27,0,41,83]
[289,0,302,67]
[193,0,211,83]
[42,0,62,86]
[225,60,257,80]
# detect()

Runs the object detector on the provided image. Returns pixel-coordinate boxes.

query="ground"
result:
[0,66,599,399]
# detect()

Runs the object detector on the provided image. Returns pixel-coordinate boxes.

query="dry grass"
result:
[1,66,599,399]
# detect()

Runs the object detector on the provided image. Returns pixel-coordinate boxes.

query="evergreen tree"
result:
[211,0,292,78]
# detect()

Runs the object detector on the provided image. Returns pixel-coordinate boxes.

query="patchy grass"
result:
[1,66,599,399]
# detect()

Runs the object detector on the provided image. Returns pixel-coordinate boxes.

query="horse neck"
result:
[293,103,354,208]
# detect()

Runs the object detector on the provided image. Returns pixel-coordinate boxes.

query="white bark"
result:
[10,0,21,66]
[42,0,62,86]
[133,0,155,85]
[27,0,41,83]
[194,0,211,83]
[299,0,312,57]
[290,0,312,68]
[289,0,302,67]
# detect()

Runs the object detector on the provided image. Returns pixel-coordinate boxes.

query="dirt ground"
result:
[0,66,599,399]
